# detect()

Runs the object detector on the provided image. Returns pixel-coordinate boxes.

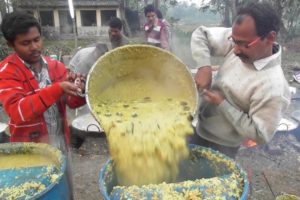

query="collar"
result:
[17,55,48,72]
[253,43,281,70]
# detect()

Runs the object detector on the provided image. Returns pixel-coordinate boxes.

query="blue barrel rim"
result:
[99,159,112,200]
[0,142,66,200]
[189,144,250,200]
[98,144,249,200]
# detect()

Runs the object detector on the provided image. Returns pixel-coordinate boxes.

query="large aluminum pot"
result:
[85,45,198,130]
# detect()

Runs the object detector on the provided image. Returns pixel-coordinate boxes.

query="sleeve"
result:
[160,24,170,50]
[0,71,64,124]
[163,20,171,40]
[66,95,86,109]
[144,24,148,43]
[55,61,86,109]
[217,93,290,144]
[190,26,233,68]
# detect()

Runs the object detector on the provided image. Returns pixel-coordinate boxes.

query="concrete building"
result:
[17,0,120,38]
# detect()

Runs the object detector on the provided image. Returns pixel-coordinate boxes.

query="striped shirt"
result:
[23,57,65,150]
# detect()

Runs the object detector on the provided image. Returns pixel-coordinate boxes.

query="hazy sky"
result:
[178,0,211,8]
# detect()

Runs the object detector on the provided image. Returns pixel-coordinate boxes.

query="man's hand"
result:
[67,71,86,93]
[60,81,82,96]
[195,66,212,91]
[202,89,224,105]
[67,71,86,82]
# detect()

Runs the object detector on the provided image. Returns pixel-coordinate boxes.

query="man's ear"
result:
[266,31,276,44]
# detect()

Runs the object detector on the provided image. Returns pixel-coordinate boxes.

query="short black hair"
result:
[108,17,123,30]
[144,4,156,16]
[156,9,163,19]
[1,11,41,43]
[236,2,280,37]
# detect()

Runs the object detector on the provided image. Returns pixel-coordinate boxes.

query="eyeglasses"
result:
[228,36,262,48]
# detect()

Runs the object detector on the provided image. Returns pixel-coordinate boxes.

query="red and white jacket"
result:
[0,53,86,144]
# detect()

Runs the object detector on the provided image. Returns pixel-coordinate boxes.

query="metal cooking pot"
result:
[85,45,198,129]
[70,113,104,138]
[69,106,105,149]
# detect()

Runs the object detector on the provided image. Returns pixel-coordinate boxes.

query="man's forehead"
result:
[232,15,257,37]
[146,12,156,16]
[15,27,40,40]
[109,27,120,31]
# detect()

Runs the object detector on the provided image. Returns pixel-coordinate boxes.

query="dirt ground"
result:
[71,137,109,200]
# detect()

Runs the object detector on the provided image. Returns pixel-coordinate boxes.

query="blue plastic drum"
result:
[0,143,69,200]
[99,144,249,200]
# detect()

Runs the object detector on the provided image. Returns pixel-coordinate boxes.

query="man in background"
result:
[69,17,129,74]
[69,43,108,75]
[108,17,129,49]
[144,4,169,50]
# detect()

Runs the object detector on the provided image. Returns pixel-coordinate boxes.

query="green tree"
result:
[200,0,259,27]
[200,0,300,40]
[270,0,300,40]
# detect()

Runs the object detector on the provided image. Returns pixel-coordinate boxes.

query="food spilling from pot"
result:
[87,45,247,199]
[87,45,197,186]
[94,97,194,186]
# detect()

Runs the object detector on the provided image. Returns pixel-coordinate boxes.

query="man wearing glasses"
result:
[190,2,291,158]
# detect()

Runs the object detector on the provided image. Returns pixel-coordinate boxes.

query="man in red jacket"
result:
[0,11,86,150]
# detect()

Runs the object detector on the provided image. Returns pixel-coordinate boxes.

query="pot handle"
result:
[87,123,101,132]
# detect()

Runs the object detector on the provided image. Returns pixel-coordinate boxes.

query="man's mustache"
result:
[30,51,41,56]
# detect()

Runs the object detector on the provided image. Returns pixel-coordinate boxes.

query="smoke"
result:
[170,28,197,69]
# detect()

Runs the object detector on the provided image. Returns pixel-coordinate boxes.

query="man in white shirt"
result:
[69,18,129,74]
[190,2,291,158]
[69,43,108,74]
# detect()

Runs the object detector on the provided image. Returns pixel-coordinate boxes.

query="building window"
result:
[81,10,96,26]
[58,10,73,34]
[40,11,54,26]
[101,10,116,26]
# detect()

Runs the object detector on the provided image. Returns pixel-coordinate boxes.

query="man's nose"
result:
[30,42,39,50]
[233,45,242,55]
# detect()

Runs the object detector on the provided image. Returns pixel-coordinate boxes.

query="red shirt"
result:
[0,53,85,145]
